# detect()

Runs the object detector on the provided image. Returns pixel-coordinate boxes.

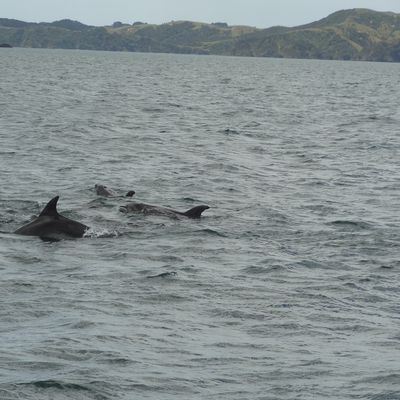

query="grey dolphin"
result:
[15,196,89,240]
[95,184,135,198]
[119,202,210,219]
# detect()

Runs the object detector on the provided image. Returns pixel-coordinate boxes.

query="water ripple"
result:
[1,49,400,400]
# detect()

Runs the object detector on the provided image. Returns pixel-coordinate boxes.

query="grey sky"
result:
[2,0,400,28]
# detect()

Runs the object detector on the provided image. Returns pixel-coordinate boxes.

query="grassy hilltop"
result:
[1,9,400,61]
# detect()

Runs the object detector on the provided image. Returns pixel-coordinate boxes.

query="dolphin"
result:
[15,196,89,240]
[119,202,210,219]
[95,184,135,198]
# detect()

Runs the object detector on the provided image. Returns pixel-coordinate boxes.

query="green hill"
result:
[229,9,400,61]
[1,9,400,61]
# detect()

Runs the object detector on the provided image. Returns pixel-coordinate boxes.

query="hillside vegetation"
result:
[1,9,400,61]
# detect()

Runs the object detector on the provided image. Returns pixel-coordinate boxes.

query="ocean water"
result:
[1,48,400,399]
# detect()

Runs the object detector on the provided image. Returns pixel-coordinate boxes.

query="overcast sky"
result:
[3,0,400,28]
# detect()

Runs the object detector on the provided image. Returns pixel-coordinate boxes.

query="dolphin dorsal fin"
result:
[39,196,60,217]
[183,205,210,219]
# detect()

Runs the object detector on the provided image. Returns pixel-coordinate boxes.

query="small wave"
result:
[83,228,120,238]
[195,228,227,237]
[244,121,261,127]
[144,293,187,303]
[379,265,394,270]
[70,320,96,329]
[210,308,266,321]
[16,380,112,400]
[147,271,177,279]
[148,255,184,263]
[295,259,325,269]
[328,220,372,230]
[241,264,286,274]
[12,281,34,287]
[1,382,105,400]
[87,198,115,209]
[249,145,267,154]
[165,102,182,108]
[220,128,240,135]
[141,107,165,113]
[344,81,360,86]
[12,255,42,264]
[28,380,91,391]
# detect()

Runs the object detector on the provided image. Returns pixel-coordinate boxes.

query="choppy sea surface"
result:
[1,48,400,399]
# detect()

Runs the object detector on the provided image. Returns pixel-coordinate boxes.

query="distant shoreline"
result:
[1,9,400,62]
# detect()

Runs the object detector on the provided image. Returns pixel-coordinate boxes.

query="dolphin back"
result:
[120,202,209,218]
[15,196,89,239]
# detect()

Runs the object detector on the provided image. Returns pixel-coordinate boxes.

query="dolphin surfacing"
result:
[95,184,117,197]
[119,202,210,219]
[95,184,135,198]
[15,196,89,240]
